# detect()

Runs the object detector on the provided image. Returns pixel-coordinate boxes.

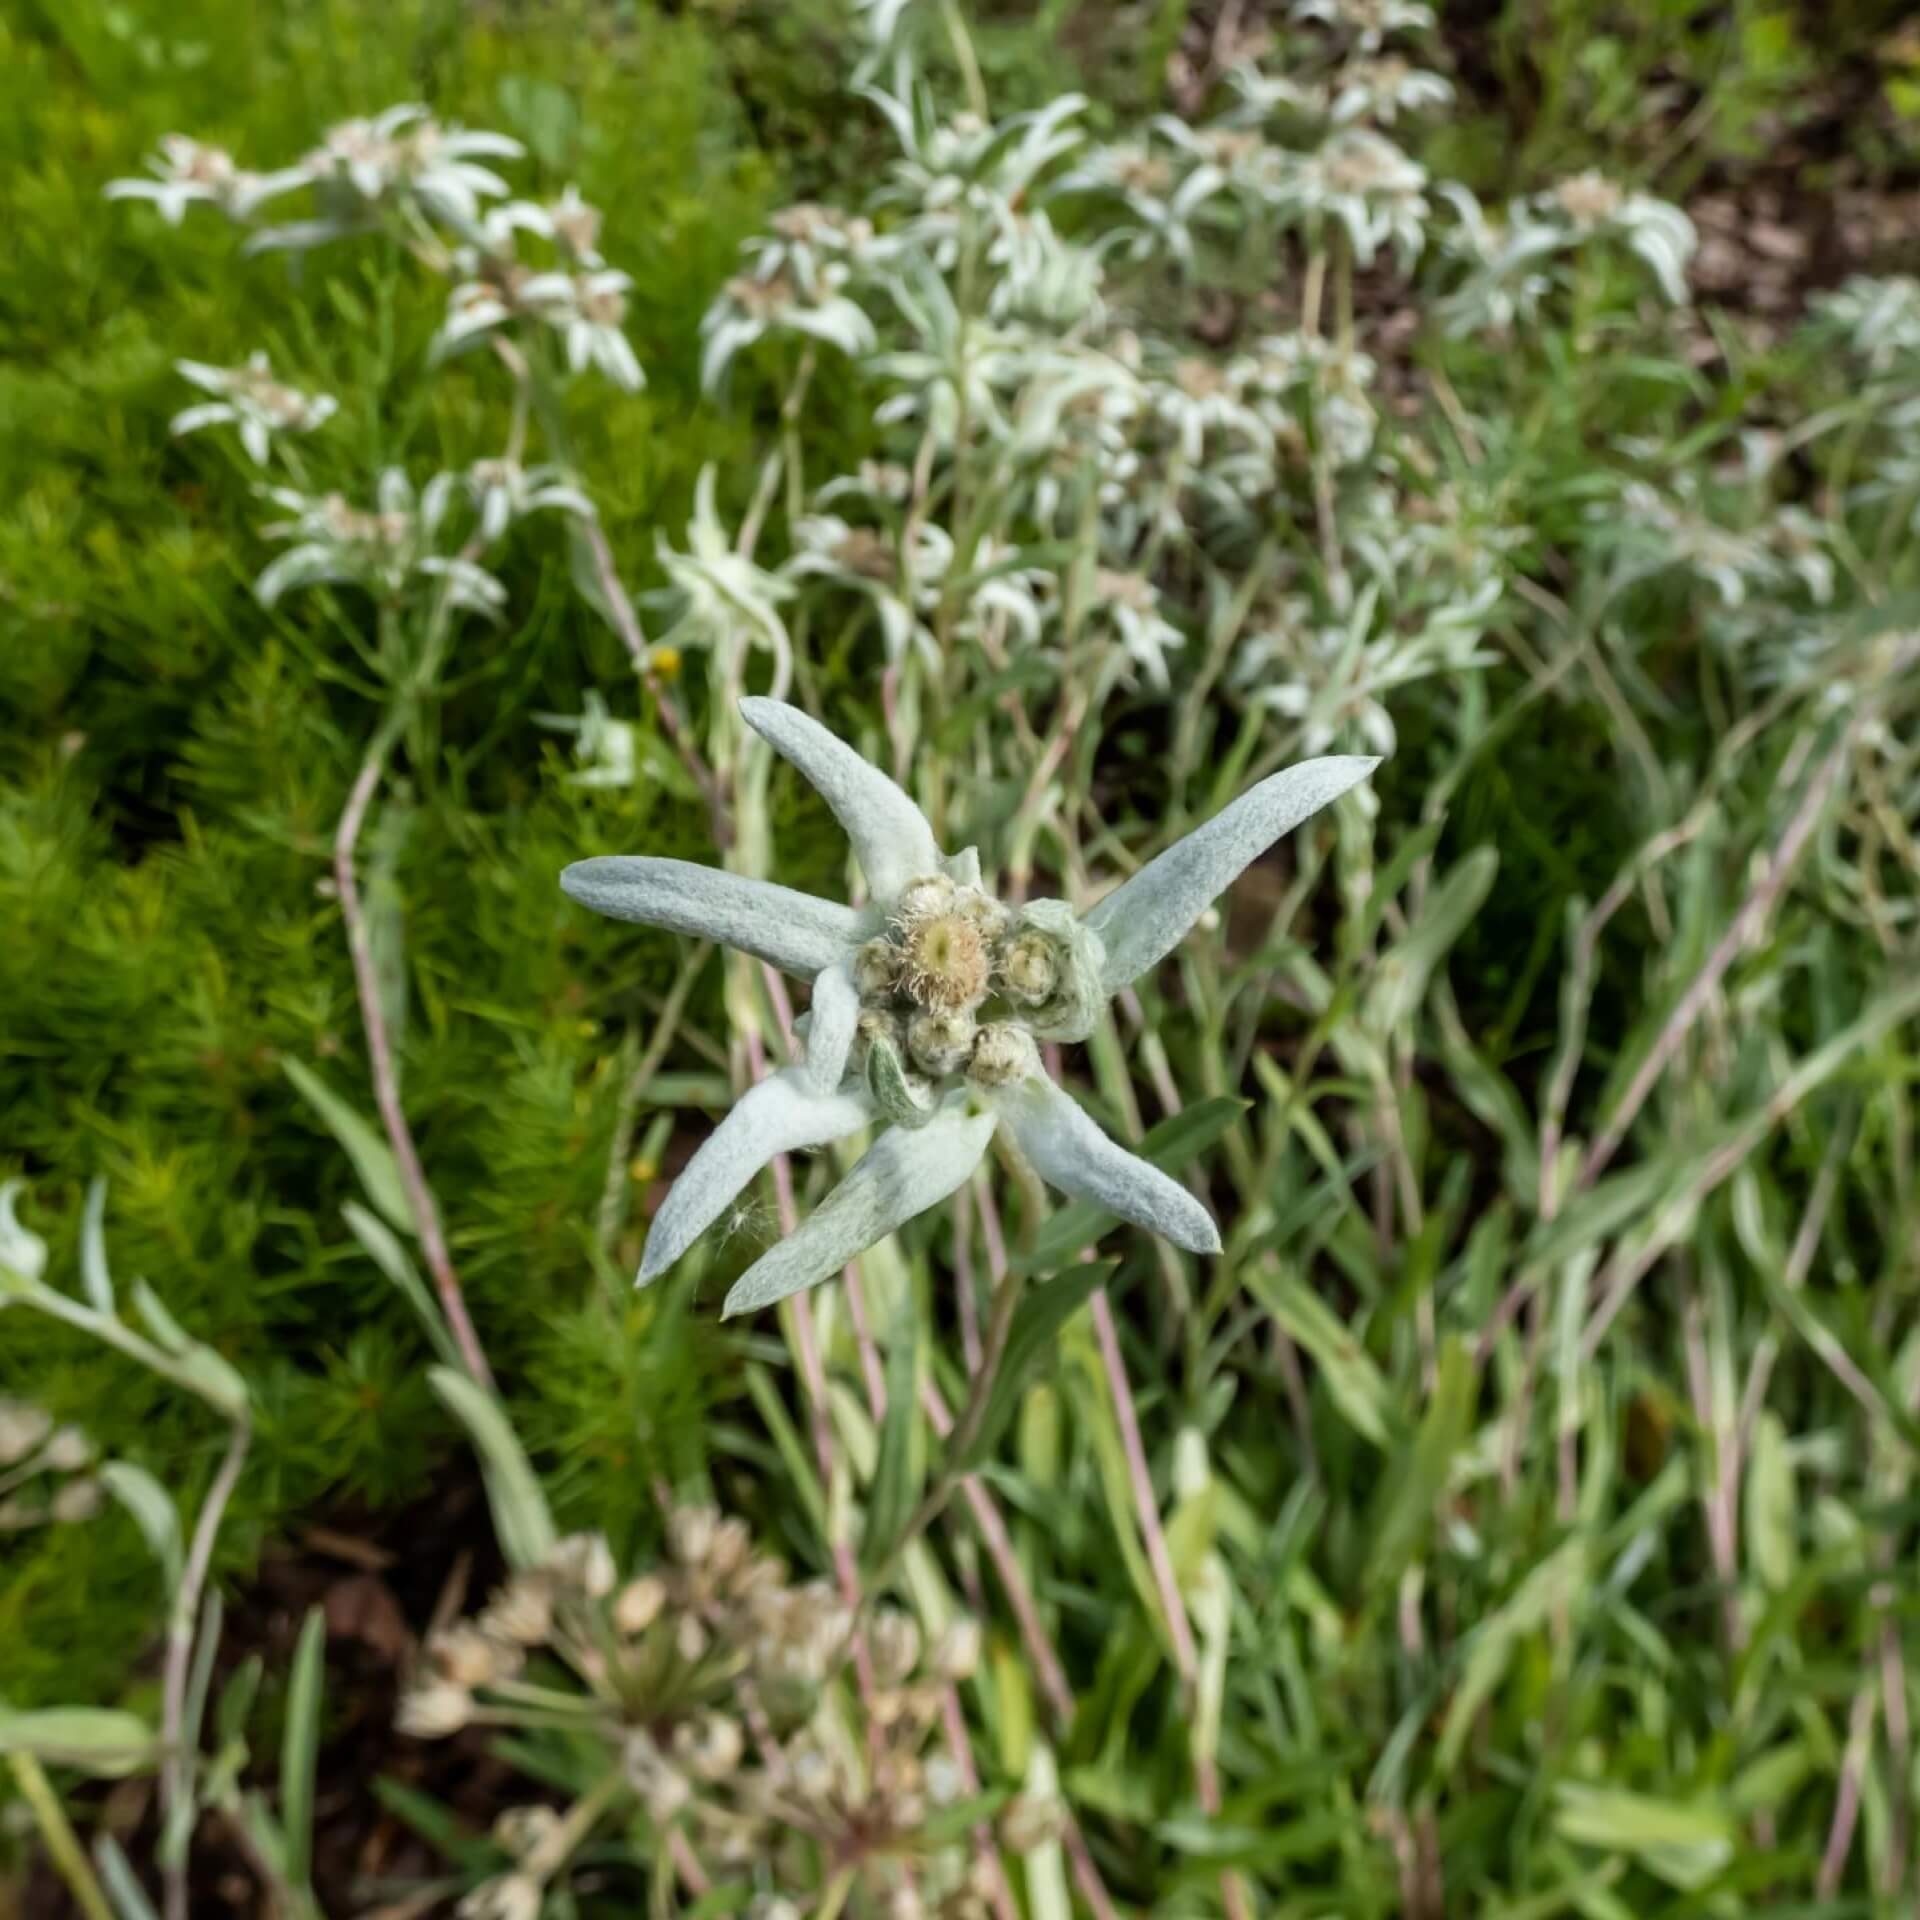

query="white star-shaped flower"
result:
[561,699,1376,1316]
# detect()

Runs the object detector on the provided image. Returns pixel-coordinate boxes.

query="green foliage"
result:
[0,0,803,1706]
[5,0,1920,1913]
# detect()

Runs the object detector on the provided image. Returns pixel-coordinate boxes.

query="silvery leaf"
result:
[0,1180,47,1287]
[866,1032,936,1129]
[1085,756,1379,990]
[723,1102,997,1317]
[560,856,863,977]
[804,958,861,1093]
[740,697,943,906]
[639,1071,873,1286]
[998,1075,1221,1255]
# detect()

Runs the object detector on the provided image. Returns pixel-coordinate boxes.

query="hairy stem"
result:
[161,1419,251,1920]
[334,707,493,1388]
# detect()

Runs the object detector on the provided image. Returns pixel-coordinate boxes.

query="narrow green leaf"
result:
[215,1655,263,1749]
[343,1202,461,1370]
[1363,845,1498,1034]
[130,1280,191,1357]
[1437,1539,1586,1773]
[429,1368,556,1571]
[954,1263,1111,1474]
[80,1177,114,1315]
[1744,1410,1796,1590]
[99,1463,182,1592]
[129,1284,250,1419]
[280,1607,326,1890]
[370,1775,496,1872]
[1366,1335,1478,1588]
[0,1709,158,1777]
[862,1309,924,1570]
[281,1056,412,1234]
[744,1363,826,1539]
[1552,1784,1735,1891]
[1244,1265,1395,1449]
[93,1836,161,1920]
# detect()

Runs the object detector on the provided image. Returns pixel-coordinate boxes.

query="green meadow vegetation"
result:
[3,0,1918,1913]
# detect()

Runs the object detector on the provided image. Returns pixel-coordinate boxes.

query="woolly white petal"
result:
[722,1103,996,1317]
[804,958,861,1093]
[1085,756,1380,990]
[168,403,233,438]
[739,696,943,905]
[998,1077,1220,1254]
[560,856,863,976]
[638,1071,873,1286]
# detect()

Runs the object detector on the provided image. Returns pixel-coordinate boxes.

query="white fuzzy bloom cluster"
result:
[170,353,337,467]
[1291,0,1437,52]
[1812,275,1920,375]
[104,135,304,225]
[109,111,645,394]
[562,699,1375,1314]
[1600,474,1834,612]
[257,469,499,613]
[1437,170,1697,333]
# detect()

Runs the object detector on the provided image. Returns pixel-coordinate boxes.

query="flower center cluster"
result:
[844,872,1069,1098]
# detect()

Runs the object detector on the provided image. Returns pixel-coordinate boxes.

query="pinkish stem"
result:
[334,725,492,1388]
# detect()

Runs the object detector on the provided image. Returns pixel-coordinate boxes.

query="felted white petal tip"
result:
[1001,1077,1222,1256]
[1182,1212,1224,1257]
[734,696,943,904]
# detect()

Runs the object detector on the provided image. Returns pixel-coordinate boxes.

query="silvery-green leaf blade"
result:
[739,696,942,906]
[561,856,862,977]
[639,1071,873,1287]
[1085,756,1379,990]
[0,1179,48,1285]
[999,1076,1221,1255]
[804,959,861,1093]
[723,1103,997,1317]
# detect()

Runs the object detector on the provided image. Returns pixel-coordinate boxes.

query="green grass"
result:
[4,0,1920,1914]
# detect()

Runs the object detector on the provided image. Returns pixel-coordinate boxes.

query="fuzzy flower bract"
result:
[562,698,1375,1314]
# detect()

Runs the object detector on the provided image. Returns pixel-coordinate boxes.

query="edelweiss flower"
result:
[784,513,952,667]
[536,692,638,789]
[256,468,505,614]
[699,250,878,395]
[1531,171,1697,304]
[561,699,1376,1314]
[1274,130,1429,268]
[1326,56,1454,125]
[459,458,596,544]
[1291,0,1437,54]
[521,268,645,391]
[105,135,302,225]
[170,354,336,466]
[1814,275,1920,373]
[302,105,522,222]
[655,467,794,666]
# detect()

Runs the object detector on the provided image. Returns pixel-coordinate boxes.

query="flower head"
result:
[105,135,300,225]
[561,699,1376,1314]
[170,353,336,466]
